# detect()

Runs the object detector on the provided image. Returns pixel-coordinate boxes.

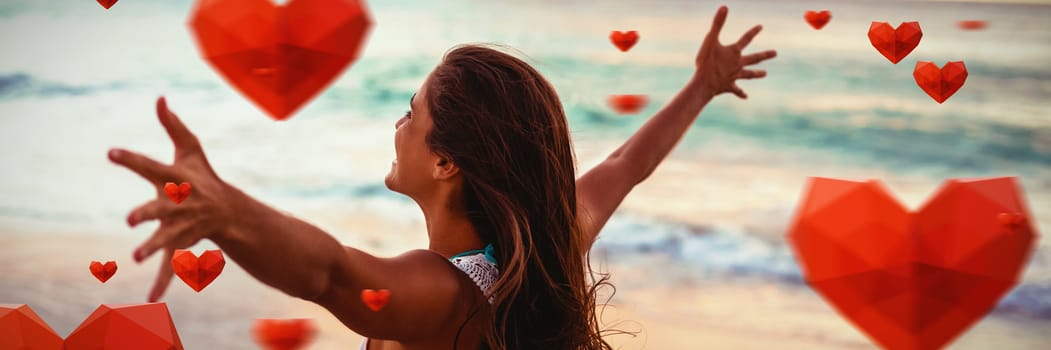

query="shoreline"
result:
[3,229,1050,349]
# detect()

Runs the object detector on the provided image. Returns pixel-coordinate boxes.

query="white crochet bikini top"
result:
[448,243,499,304]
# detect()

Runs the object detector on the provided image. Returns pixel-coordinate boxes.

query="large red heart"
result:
[65,303,183,350]
[188,0,373,121]
[608,94,647,114]
[914,61,967,104]
[609,30,639,52]
[253,318,316,350]
[3,303,183,350]
[788,177,1037,350]
[804,10,831,30]
[164,182,192,204]
[0,304,64,350]
[97,0,118,9]
[89,260,117,283]
[171,249,226,292]
[361,289,390,312]
[868,21,922,64]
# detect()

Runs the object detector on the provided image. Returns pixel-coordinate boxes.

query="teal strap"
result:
[450,244,497,265]
[483,244,496,264]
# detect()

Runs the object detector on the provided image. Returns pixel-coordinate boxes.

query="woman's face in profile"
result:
[385,75,440,198]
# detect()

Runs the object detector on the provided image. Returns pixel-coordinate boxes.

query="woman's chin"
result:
[384,172,398,192]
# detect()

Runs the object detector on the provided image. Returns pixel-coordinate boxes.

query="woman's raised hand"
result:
[108,96,237,301]
[694,6,777,99]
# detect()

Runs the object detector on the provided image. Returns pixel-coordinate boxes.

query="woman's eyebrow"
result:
[409,92,416,110]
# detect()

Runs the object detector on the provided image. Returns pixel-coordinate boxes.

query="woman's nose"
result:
[395,116,407,129]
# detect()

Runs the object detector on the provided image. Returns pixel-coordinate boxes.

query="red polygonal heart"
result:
[0,304,63,350]
[97,0,118,9]
[914,61,967,104]
[804,10,831,30]
[89,260,118,283]
[957,20,988,31]
[361,289,390,312]
[164,182,192,204]
[868,21,922,64]
[788,177,1037,350]
[609,30,639,52]
[64,303,184,350]
[253,318,316,350]
[172,249,226,292]
[608,94,647,114]
[188,0,373,120]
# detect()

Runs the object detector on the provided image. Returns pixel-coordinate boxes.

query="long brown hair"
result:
[425,44,613,349]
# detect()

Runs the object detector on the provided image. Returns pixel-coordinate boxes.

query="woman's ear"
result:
[433,157,459,180]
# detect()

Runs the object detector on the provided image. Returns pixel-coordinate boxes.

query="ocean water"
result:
[1,0,1050,321]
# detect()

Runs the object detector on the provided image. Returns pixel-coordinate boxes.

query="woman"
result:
[108,6,775,349]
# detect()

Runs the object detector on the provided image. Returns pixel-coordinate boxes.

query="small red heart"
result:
[253,318,316,350]
[957,20,988,31]
[188,0,374,121]
[608,94,648,114]
[913,61,967,104]
[97,0,118,9]
[609,30,639,52]
[360,289,390,312]
[89,261,118,283]
[164,182,192,204]
[171,249,225,292]
[804,10,831,30]
[868,21,922,64]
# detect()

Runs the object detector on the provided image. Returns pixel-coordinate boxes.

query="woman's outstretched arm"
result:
[109,97,472,341]
[576,6,777,248]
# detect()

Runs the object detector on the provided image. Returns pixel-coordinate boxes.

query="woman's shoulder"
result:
[391,249,492,327]
[390,249,487,301]
[390,249,465,283]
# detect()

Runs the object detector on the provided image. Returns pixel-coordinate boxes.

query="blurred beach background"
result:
[1,0,1049,348]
